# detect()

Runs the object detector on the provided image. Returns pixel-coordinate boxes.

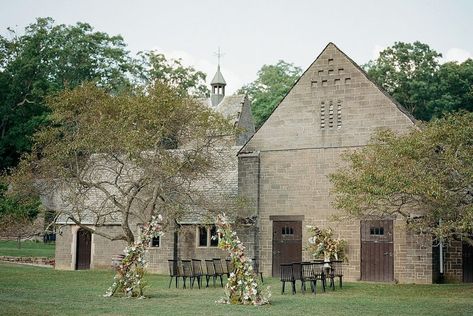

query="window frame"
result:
[196,225,219,248]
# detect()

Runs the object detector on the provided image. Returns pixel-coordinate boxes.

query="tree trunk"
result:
[17,235,22,249]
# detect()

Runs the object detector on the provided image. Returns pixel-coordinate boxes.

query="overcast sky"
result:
[2,0,472,93]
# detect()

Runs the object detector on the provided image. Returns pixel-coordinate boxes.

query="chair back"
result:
[280,264,294,282]
[331,260,344,276]
[205,259,215,275]
[168,259,180,277]
[225,259,234,275]
[192,259,203,276]
[292,262,302,280]
[181,260,193,277]
[312,261,325,277]
[301,262,315,279]
[213,258,224,275]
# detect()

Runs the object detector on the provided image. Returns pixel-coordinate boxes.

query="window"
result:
[282,226,294,236]
[370,227,385,236]
[198,226,208,247]
[150,236,160,247]
[197,225,218,247]
[210,225,218,247]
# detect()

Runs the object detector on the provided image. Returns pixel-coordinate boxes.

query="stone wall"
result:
[444,240,463,282]
[393,221,432,284]
[238,43,435,283]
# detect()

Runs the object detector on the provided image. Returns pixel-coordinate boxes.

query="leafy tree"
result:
[136,51,210,97]
[8,82,233,244]
[364,41,441,120]
[428,59,473,118]
[238,60,302,128]
[330,112,473,244]
[0,17,135,171]
[0,182,42,247]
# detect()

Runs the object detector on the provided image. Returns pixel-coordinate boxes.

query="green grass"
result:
[0,263,472,316]
[0,240,55,258]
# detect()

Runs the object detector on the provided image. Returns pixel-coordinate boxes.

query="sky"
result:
[1,0,472,93]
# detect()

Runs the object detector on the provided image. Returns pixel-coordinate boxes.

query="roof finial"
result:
[214,47,225,67]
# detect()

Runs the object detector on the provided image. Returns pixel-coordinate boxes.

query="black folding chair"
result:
[205,259,216,287]
[312,261,327,292]
[181,260,194,289]
[191,259,203,289]
[301,262,317,294]
[329,260,344,289]
[280,263,296,294]
[212,258,225,287]
[225,259,234,277]
[168,259,180,288]
[292,262,302,291]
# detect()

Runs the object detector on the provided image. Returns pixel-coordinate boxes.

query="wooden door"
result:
[361,220,394,282]
[463,242,473,282]
[272,221,302,277]
[76,229,91,270]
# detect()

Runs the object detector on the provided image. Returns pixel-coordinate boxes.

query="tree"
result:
[428,59,473,118]
[0,182,42,248]
[364,41,442,120]
[330,112,473,244]
[365,42,473,121]
[136,51,210,97]
[8,82,233,245]
[238,60,302,128]
[0,17,135,171]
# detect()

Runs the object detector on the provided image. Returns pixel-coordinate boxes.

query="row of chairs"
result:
[280,260,344,295]
[168,258,263,289]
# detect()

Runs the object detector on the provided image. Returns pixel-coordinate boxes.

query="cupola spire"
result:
[211,47,226,106]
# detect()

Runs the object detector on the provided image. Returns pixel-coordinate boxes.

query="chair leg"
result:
[176,276,179,288]
[168,276,173,288]
[281,281,285,294]
[219,275,223,287]
[310,280,315,294]
[292,281,296,295]
[260,272,264,284]
[340,276,343,288]
[314,279,317,295]
[183,277,187,289]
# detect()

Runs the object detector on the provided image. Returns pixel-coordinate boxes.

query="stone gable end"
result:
[241,43,415,153]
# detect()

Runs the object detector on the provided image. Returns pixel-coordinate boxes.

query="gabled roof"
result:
[238,42,416,155]
[198,94,246,125]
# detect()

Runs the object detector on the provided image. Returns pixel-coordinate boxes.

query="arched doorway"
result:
[76,229,91,270]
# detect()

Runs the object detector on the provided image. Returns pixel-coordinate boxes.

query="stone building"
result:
[52,61,255,273]
[238,42,472,283]
[53,43,471,283]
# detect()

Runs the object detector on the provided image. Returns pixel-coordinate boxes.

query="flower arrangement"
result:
[104,215,163,298]
[215,213,270,306]
[306,226,347,262]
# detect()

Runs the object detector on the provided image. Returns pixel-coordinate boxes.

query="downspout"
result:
[439,218,444,283]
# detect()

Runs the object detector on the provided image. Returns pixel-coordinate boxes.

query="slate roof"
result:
[198,94,246,125]
[210,65,226,85]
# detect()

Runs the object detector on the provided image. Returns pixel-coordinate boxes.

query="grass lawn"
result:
[0,240,55,258]
[1,263,472,315]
